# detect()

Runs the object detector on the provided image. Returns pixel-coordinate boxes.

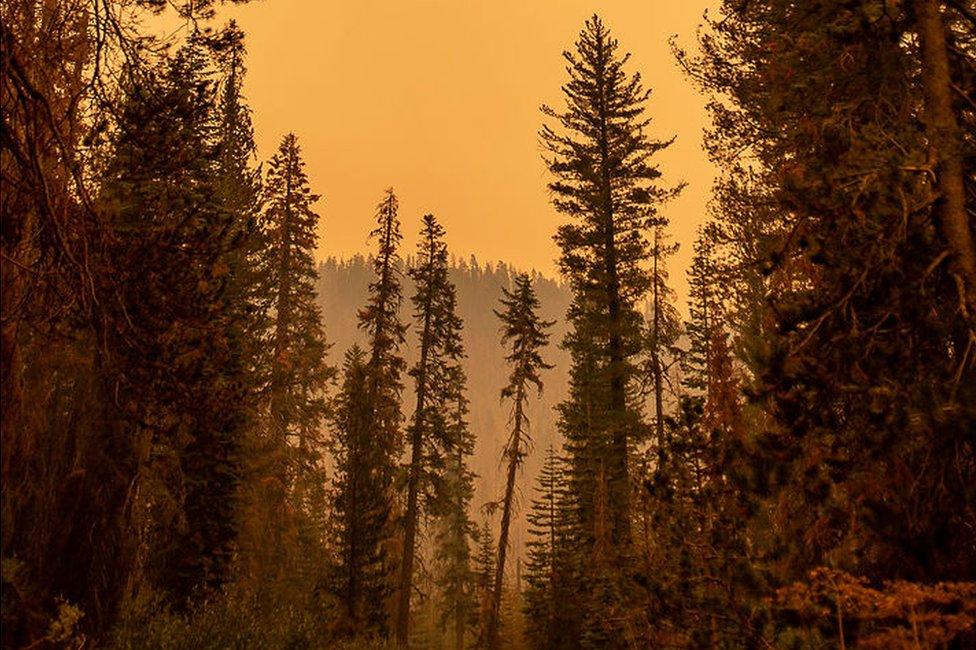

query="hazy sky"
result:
[170,0,720,307]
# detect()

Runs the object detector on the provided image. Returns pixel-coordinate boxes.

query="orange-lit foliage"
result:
[776,568,976,648]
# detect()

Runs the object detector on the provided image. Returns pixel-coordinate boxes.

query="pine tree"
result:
[213,21,262,248]
[396,214,466,645]
[328,189,406,636]
[474,519,496,642]
[329,346,392,636]
[99,35,248,605]
[522,447,578,649]
[433,379,477,650]
[541,13,682,553]
[485,274,553,650]
[213,21,264,352]
[255,133,335,553]
[681,227,722,393]
[680,224,740,440]
[208,24,276,592]
[360,187,408,495]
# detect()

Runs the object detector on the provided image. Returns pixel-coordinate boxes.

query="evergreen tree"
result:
[329,346,392,636]
[433,380,477,650]
[485,274,553,650]
[213,21,262,255]
[680,224,736,439]
[328,188,406,637]
[474,519,496,641]
[522,447,578,649]
[99,35,248,605]
[213,21,265,359]
[208,23,277,591]
[206,24,268,389]
[359,188,407,515]
[541,13,681,553]
[680,227,722,393]
[254,133,335,559]
[396,214,465,645]
[680,2,976,643]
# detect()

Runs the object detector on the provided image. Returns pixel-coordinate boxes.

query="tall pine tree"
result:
[329,345,391,635]
[433,371,477,650]
[329,188,406,636]
[541,13,682,552]
[395,214,466,645]
[254,133,334,567]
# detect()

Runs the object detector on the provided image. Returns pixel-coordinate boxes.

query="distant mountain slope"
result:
[316,255,572,551]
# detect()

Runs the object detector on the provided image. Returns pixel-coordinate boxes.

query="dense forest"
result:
[2,1,975,649]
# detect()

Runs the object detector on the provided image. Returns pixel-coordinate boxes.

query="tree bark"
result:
[913,0,976,324]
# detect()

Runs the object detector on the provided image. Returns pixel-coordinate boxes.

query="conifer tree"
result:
[213,21,264,348]
[360,188,407,475]
[396,214,465,645]
[328,188,406,636]
[208,25,278,591]
[522,447,578,649]
[99,35,248,605]
[541,14,681,551]
[433,381,477,650]
[214,21,262,247]
[474,519,497,640]
[328,346,387,635]
[679,223,738,447]
[680,226,723,393]
[255,133,334,537]
[360,188,407,429]
[485,274,553,650]
[681,0,976,633]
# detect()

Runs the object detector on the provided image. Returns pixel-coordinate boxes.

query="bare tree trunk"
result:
[913,0,976,324]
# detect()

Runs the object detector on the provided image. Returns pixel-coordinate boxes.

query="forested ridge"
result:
[2,1,975,649]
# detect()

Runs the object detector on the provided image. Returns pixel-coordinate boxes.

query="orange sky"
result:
[169,0,720,309]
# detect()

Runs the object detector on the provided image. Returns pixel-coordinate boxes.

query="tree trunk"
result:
[595,43,631,549]
[486,394,524,649]
[394,258,434,646]
[913,0,976,323]
[652,230,665,448]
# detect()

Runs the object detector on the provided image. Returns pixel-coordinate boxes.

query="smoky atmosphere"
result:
[2,1,975,649]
